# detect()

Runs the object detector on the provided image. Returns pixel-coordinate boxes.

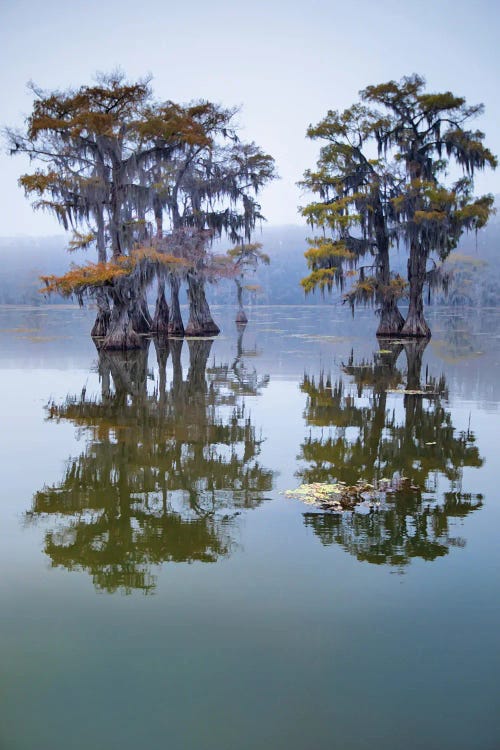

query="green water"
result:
[1,305,499,749]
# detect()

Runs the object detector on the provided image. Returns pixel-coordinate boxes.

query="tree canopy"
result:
[8,72,276,347]
[300,74,496,337]
[226,242,270,323]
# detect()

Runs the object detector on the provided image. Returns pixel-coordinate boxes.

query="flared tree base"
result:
[101,312,143,351]
[400,312,431,339]
[168,319,185,337]
[376,304,405,337]
[184,320,220,337]
[185,273,219,338]
[130,298,152,334]
[152,291,170,336]
[101,331,144,351]
[91,310,111,339]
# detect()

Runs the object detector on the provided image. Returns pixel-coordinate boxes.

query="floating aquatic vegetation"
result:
[285,477,417,513]
[386,385,439,396]
[288,333,348,343]
[0,327,38,334]
[256,328,286,334]
[25,335,71,343]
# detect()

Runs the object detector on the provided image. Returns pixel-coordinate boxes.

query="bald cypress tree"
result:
[9,74,275,346]
[362,74,496,337]
[301,76,496,338]
[162,120,276,336]
[226,242,270,323]
[9,73,154,339]
[300,104,406,336]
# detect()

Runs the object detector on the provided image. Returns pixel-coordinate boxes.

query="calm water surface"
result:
[1,305,499,750]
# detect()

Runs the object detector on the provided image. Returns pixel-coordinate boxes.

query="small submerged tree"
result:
[163,131,276,336]
[226,242,270,323]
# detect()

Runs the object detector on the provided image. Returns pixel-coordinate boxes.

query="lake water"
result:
[1,304,499,750]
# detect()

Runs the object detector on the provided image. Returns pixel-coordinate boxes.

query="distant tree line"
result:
[3,232,500,310]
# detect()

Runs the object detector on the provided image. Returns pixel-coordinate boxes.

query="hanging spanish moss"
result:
[9,73,276,347]
[300,75,496,338]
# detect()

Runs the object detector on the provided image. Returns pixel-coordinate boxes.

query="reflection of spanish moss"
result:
[304,491,483,567]
[298,340,484,567]
[207,323,270,398]
[433,314,480,363]
[29,332,273,593]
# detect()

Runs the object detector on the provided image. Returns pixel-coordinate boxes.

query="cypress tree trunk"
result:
[376,242,404,337]
[377,297,405,337]
[235,280,248,324]
[110,165,123,259]
[91,209,110,338]
[101,290,142,351]
[185,273,220,337]
[400,245,431,338]
[403,339,429,391]
[151,199,170,336]
[91,290,111,338]
[168,274,185,336]
[187,338,213,392]
[130,291,152,334]
[152,276,170,335]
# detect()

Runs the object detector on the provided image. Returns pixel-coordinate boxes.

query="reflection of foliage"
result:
[207,323,270,398]
[29,334,273,593]
[432,315,482,363]
[297,340,484,567]
[304,490,482,567]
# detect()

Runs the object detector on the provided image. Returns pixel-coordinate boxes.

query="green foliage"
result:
[226,242,271,310]
[68,231,96,252]
[9,72,276,330]
[300,73,496,328]
[301,267,342,294]
[299,101,400,312]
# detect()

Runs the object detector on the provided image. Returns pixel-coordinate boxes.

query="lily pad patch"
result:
[284,477,418,512]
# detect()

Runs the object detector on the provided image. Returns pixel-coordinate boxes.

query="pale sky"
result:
[1,0,499,236]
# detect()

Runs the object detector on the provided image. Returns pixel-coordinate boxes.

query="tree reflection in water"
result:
[28,329,273,593]
[298,340,483,568]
